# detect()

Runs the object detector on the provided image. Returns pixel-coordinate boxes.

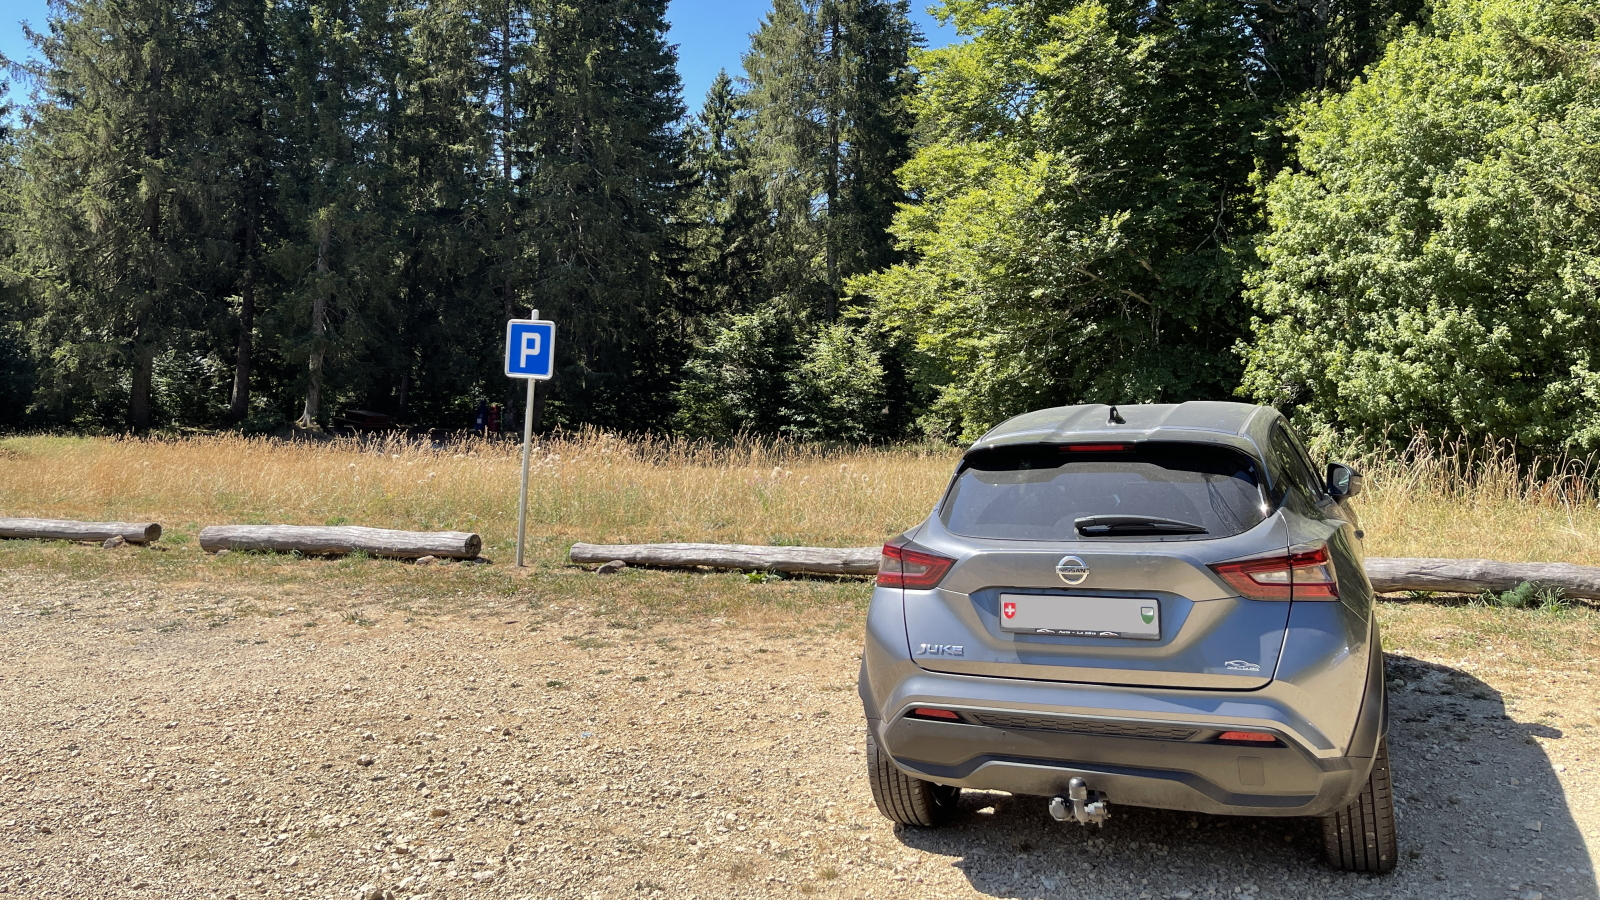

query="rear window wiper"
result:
[1074,515,1208,536]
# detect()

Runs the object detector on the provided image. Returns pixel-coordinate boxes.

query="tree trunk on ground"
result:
[200,524,481,559]
[569,542,880,575]
[1364,557,1600,600]
[0,518,162,544]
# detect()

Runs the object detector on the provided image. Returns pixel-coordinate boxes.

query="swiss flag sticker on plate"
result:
[1002,601,1017,619]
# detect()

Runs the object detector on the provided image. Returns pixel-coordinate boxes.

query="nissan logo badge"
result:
[1056,555,1089,585]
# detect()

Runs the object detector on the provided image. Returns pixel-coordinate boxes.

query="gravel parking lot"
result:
[0,571,1596,900]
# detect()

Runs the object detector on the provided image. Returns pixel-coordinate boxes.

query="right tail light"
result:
[877,542,956,590]
[1209,545,1339,600]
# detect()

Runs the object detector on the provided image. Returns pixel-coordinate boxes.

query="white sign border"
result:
[504,319,557,381]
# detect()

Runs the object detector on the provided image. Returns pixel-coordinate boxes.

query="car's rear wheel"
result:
[1320,737,1398,873]
[866,730,959,827]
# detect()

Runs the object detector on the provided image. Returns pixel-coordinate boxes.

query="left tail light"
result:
[1209,545,1339,600]
[877,542,956,590]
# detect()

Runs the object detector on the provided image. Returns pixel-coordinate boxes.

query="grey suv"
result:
[860,402,1395,873]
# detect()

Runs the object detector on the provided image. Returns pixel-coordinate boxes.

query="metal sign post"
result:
[505,309,556,567]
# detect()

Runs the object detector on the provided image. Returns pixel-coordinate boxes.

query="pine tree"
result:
[519,0,685,427]
[274,0,408,428]
[741,0,917,321]
[14,0,214,430]
[205,0,277,424]
[677,70,767,322]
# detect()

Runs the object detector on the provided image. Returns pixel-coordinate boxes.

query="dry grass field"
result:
[3,429,1599,563]
[0,430,1597,684]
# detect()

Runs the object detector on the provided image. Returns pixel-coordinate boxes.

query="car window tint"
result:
[1270,424,1323,503]
[940,442,1268,541]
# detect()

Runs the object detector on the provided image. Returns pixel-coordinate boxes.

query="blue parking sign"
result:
[505,319,555,379]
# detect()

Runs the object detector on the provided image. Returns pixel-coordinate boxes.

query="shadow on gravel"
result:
[894,654,1598,900]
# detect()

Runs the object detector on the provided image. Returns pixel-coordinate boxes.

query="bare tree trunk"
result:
[135,60,164,433]
[299,218,331,429]
[530,378,547,432]
[503,273,516,429]
[229,280,255,422]
[500,14,519,431]
[229,100,264,424]
[822,8,842,323]
[129,343,156,432]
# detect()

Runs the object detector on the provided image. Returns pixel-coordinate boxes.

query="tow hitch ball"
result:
[1050,777,1110,827]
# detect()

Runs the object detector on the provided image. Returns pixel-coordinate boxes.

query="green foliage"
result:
[3,0,685,435]
[671,306,891,441]
[671,0,919,441]
[1476,581,1570,610]
[1243,0,1600,453]
[786,322,888,442]
[671,305,800,438]
[675,71,769,323]
[854,0,1352,440]
[742,0,919,321]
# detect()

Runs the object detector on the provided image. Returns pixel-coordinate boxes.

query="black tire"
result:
[866,730,959,827]
[1321,737,1398,873]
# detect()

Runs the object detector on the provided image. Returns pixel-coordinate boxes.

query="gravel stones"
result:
[0,570,1595,900]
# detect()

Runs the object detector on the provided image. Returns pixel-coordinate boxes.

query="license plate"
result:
[999,594,1160,640]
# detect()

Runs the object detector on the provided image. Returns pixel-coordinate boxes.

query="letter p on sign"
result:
[505,320,555,380]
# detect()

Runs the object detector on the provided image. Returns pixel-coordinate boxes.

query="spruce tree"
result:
[741,0,917,321]
[14,0,211,430]
[677,70,767,323]
[273,0,407,428]
[519,0,684,427]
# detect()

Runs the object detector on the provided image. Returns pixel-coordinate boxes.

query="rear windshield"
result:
[940,442,1268,541]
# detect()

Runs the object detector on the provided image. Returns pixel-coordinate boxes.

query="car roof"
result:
[969,401,1277,454]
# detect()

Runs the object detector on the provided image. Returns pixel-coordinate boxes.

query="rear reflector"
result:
[910,708,961,721]
[1218,731,1278,743]
[1208,545,1339,601]
[877,543,956,590]
[1061,443,1133,452]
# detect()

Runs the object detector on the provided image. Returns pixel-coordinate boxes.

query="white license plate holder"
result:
[998,594,1160,640]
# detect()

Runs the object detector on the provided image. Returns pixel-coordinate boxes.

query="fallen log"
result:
[1365,557,1600,600]
[0,517,161,544]
[569,542,880,576]
[200,525,481,560]
[568,542,1600,599]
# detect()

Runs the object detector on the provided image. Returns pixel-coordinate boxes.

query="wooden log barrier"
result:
[569,542,1600,599]
[0,517,161,544]
[1364,557,1600,600]
[569,542,880,576]
[200,525,481,560]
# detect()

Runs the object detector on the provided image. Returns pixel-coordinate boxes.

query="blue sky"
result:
[1,0,958,110]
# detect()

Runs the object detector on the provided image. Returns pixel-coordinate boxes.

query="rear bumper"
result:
[866,666,1383,818]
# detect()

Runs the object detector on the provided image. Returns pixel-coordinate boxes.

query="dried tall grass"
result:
[2,430,1598,564]
[1351,433,1600,565]
[0,431,958,553]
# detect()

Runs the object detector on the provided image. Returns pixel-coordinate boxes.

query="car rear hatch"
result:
[898,440,1292,690]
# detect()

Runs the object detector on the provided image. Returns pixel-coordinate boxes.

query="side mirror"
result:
[1326,463,1363,500]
